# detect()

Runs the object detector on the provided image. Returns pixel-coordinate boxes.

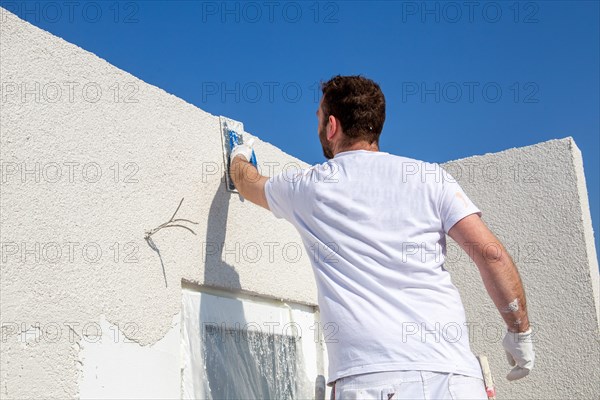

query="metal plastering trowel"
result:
[219,116,257,193]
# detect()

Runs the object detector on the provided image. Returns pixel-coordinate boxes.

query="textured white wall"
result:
[0,9,315,398]
[1,9,598,399]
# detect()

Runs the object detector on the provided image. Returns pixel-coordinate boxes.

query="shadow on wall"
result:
[199,180,308,399]
[202,185,252,398]
[203,185,242,288]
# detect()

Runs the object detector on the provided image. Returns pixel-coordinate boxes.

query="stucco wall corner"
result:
[567,137,600,325]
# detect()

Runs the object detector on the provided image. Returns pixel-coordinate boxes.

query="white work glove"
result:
[502,328,535,381]
[230,138,255,163]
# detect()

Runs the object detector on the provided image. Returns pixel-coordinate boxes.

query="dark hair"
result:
[320,75,386,145]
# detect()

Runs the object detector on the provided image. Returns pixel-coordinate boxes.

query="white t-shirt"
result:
[264,150,484,384]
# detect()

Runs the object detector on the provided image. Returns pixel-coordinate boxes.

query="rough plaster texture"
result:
[1,9,598,400]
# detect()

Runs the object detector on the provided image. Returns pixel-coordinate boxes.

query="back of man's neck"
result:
[334,141,379,156]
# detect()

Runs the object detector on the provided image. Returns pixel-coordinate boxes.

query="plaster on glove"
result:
[229,130,257,167]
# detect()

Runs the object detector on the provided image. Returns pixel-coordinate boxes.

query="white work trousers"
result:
[331,370,488,400]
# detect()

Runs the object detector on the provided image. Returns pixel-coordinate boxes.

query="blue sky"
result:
[7,0,599,261]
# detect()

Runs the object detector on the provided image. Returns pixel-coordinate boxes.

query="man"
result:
[229,75,534,399]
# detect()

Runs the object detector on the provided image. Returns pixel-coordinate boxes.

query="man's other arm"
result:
[448,213,530,333]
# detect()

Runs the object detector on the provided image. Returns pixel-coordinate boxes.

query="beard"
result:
[318,122,334,160]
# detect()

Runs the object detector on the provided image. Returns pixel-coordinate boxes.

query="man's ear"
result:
[327,115,337,140]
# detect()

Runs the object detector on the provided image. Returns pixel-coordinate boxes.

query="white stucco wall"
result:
[1,9,598,399]
[0,9,315,398]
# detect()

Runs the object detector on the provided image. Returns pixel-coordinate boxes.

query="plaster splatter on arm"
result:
[501,298,520,313]
[508,298,519,311]
[501,298,525,329]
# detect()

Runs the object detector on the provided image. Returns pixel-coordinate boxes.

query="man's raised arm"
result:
[230,148,270,210]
